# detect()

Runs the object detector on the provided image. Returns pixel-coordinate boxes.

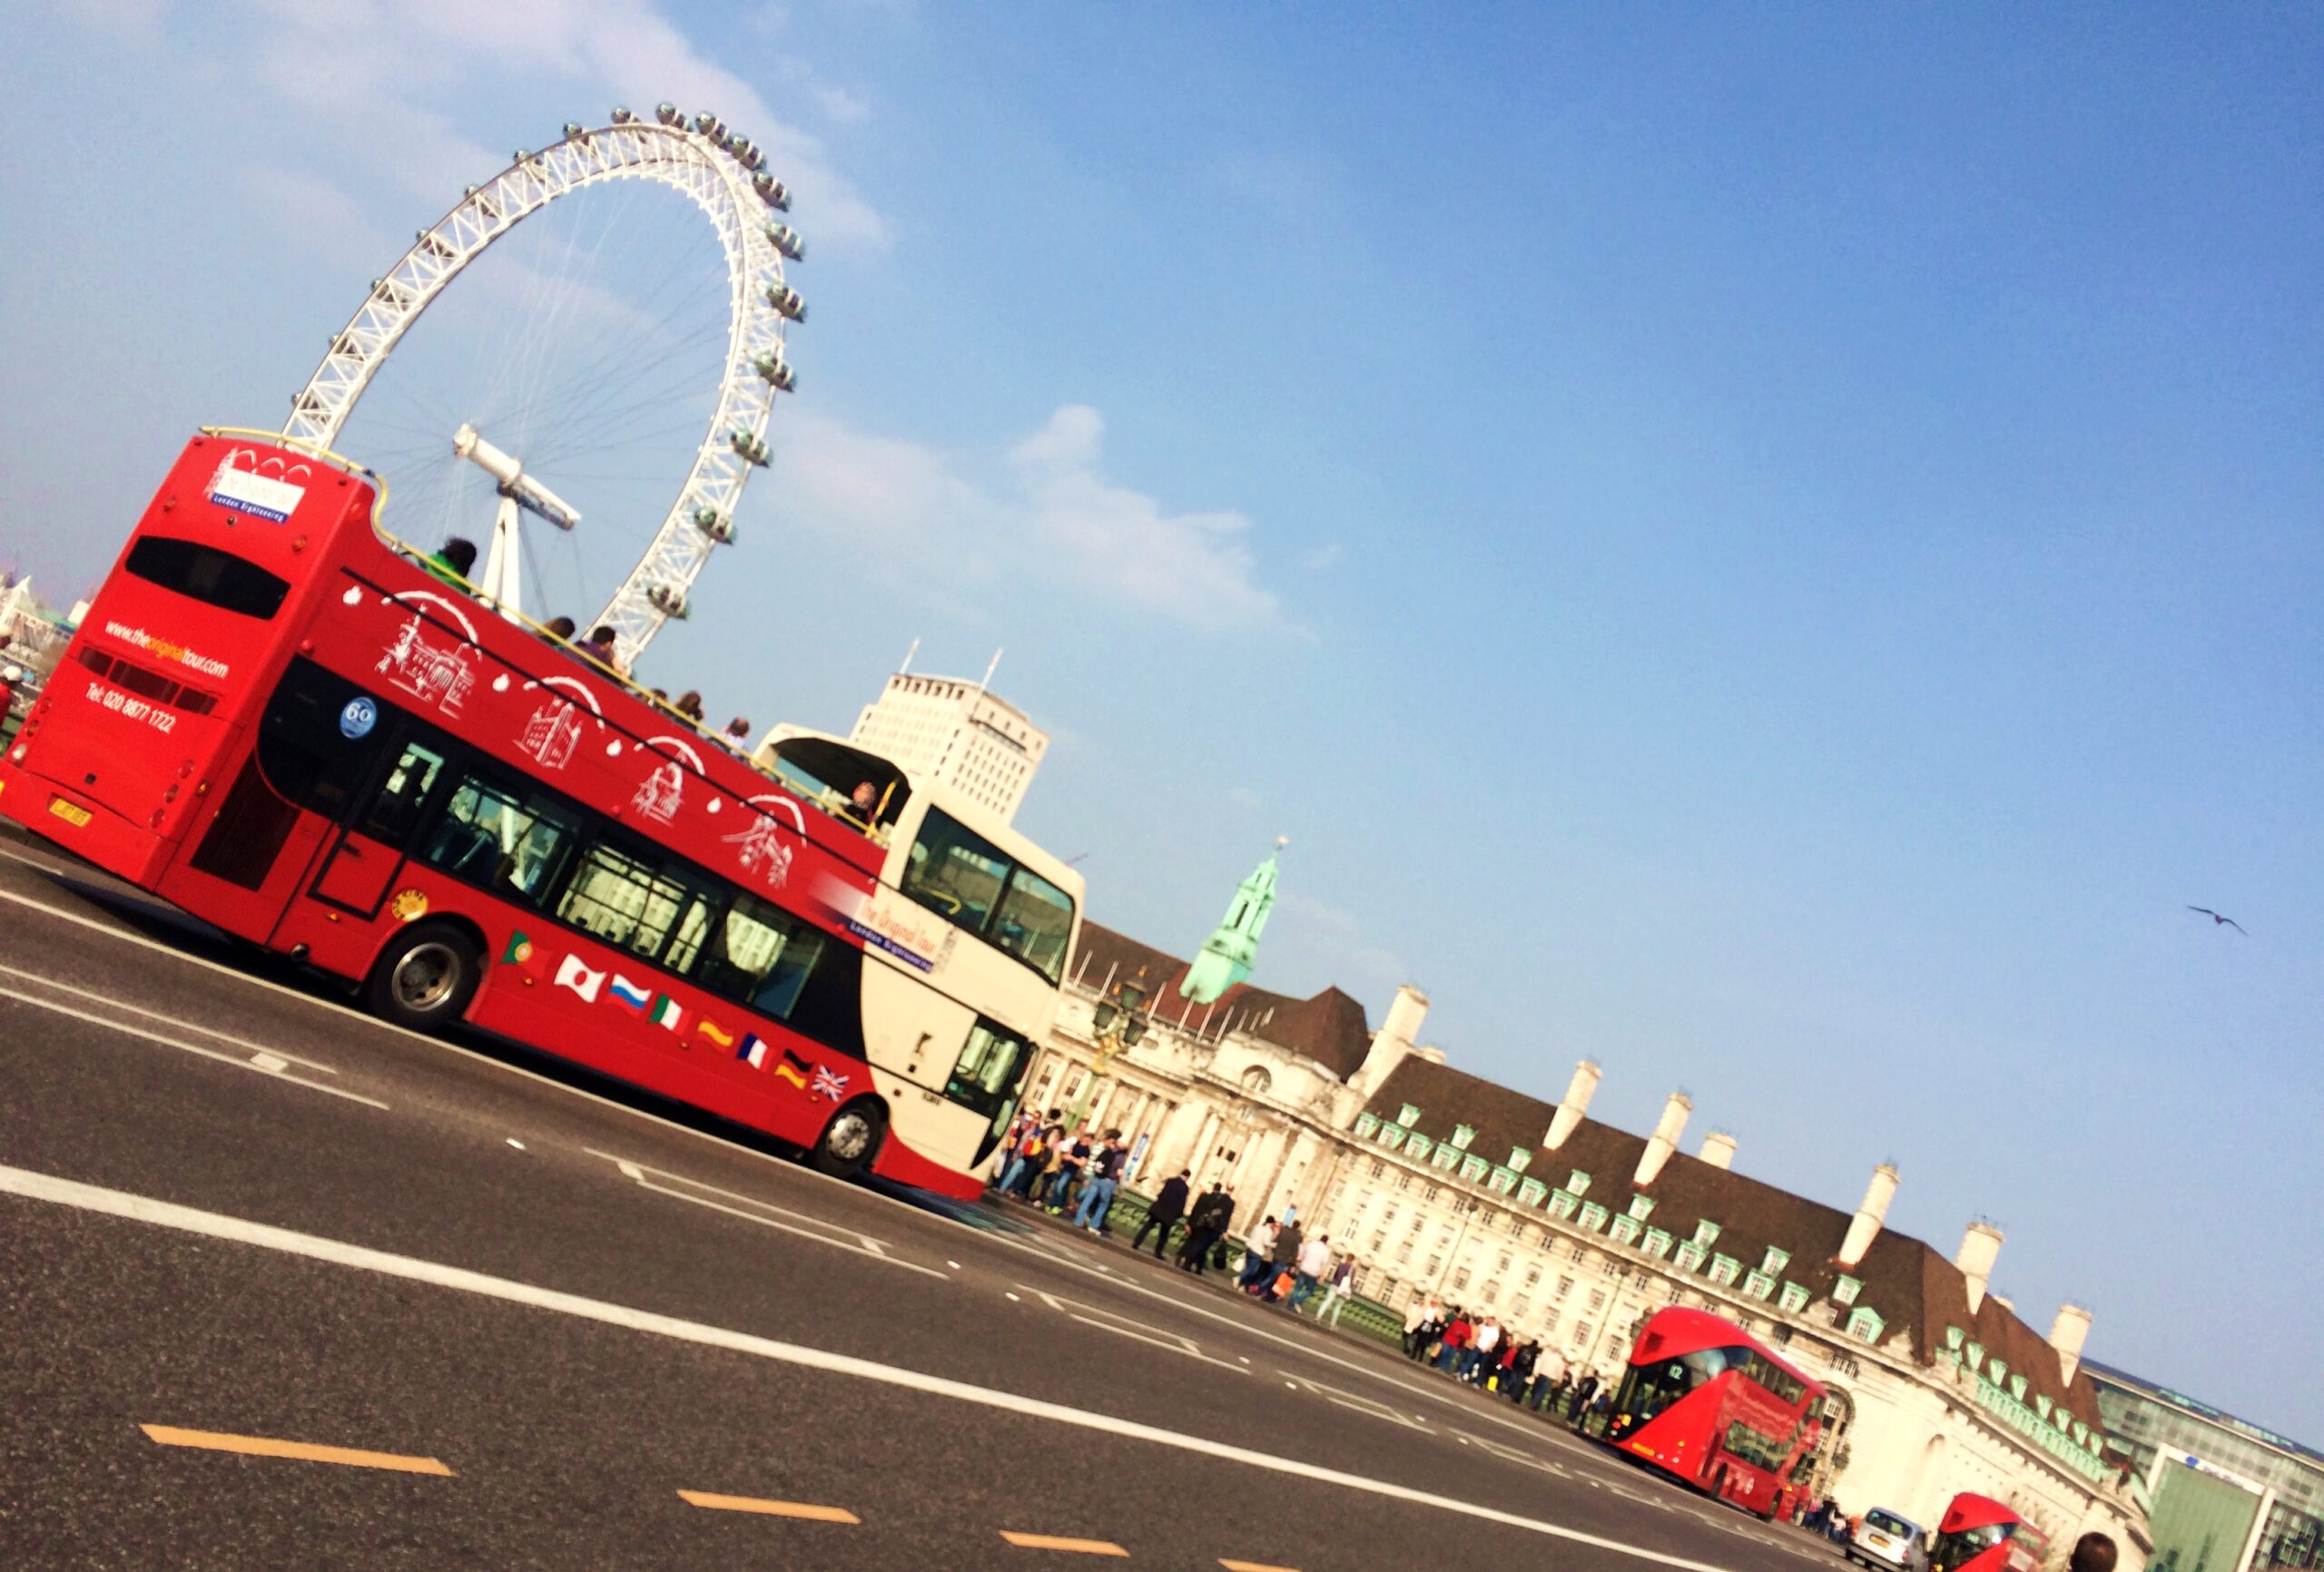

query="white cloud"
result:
[143,0,890,250]
[781,405,1285,630]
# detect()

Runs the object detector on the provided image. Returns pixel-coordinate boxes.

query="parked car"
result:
[1848,1508,1930,1572]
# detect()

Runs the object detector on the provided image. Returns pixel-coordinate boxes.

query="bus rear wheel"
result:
[809,1099,885,1179]
[365,922,481,1032]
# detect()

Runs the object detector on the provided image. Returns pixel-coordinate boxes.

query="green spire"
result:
[1180,839,1284,1003]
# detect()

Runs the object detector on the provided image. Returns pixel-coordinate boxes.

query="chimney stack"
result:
[2049,1303,2093,1387]
[1545,1060,1601,1151]
[1634,1092,1694,1185]
[1699,1132,1738,1171]
[1837,1164,1900,1269]
[1349,985,1428,1095]
[1956,1222,2004,1314]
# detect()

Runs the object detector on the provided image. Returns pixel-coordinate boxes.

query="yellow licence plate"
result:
[48,798,93,829]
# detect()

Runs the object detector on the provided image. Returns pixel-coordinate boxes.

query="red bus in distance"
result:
[0,429,1080,1198]
[1603,1304,1827,1518]
[1929,1494,2052,1572]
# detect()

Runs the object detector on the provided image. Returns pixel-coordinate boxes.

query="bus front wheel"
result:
[365,922,482,1032]
[809,1099,885,1179]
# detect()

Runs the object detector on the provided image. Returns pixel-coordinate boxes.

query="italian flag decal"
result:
[647,995,684,1032]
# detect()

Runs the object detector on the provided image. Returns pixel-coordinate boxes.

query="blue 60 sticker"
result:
[339,695,379,740]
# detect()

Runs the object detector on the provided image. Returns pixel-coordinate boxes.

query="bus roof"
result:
[1939,1494,2027,1534]
[1631,1305,1822,1397]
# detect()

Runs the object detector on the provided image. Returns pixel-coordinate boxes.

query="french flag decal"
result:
[607,975,652,1012]
[736,1033,769,1069]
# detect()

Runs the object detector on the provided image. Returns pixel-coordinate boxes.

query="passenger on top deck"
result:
[423,535,478,589]
[719,717,753,755]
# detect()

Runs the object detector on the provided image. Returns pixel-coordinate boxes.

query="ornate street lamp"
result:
[1068,976,1150,1131]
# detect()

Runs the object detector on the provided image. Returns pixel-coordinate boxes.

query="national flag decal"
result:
[809,1066,849,1102]
[734,1032,769,1069]
[773,1047,809,1087]
[607,975,652,1012]
[501,930,545,978]
[646,996,683,1032]
[554,954,605,1003]
[696,1019,736,1050]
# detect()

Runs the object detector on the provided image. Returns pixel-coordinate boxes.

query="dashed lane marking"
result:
[1,1162,1751,1572]
[0,959,347,1075]
[140,1424,452,1475]
[677,1489,860,1523]
[0,987,388,1110]
[591,1151,947,1279]
[1000,1531,1130,1555]
[1220,1560,1301,1571]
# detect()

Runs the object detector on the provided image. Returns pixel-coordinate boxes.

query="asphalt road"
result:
[0,832,1857,1570]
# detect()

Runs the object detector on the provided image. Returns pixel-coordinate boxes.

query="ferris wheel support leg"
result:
[478,494,527,625]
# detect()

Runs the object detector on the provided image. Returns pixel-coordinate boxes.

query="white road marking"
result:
[0,959,346,1074]
[0,987,388,1111]
[1019,1286,1247,1373]
[0,1160,1752,1572]
[507,1139,526,1151]
[593,1151,946,1280]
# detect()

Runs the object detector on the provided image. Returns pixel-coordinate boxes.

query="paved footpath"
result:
[0,831,1854,1570]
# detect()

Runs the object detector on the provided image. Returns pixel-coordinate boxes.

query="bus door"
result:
[306,732,447,917]
[160,657,399,952]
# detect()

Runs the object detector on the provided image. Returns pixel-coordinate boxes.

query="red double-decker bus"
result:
[1928,1495,2052,1572]
[0,429,1080,1199]
[1603,1305,1827,1518]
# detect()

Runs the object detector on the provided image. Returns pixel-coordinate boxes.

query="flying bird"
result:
[2187,907,2247,935]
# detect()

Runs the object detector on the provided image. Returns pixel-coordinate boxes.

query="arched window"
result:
[1239,1066,1272,1095]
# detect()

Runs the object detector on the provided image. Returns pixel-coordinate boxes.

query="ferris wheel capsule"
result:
[763,222,805,261]
[645,585,692,618]
[694,506,736,544]
[762,281,806,322]
[655,103,683,126]
[752,172,791,211]
[731,139,763,172]
[729,429,772,466]
[563,122,589,141]
[753,352,795,393]
[610,105,635,124]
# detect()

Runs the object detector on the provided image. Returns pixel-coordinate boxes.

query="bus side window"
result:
[556,841,688,957]
[699,892,824,1020]
[356,741,447,848]
[419,771,575,908]
[664,892,718,975]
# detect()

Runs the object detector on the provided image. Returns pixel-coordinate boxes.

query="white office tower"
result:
[849,663,1049,824]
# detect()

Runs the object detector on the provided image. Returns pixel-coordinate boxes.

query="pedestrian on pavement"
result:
[1257,1214,1303,1299]
[1467,1315,1502,1383]
[1403,1293,1440,1359]
[1178,1183,1235,1274]
[1505,1339,1537,1401]
[1566,1370,1600,1422]
[1072,1131,1127,1232]
[1292,1232,1334,1312]
[1045,1127,1094,1214]
[1236,1216,1281,1291]
[1317,1255,1357,1325]
[1437,1310,1472,1373]
[1135,1170,1191,1257]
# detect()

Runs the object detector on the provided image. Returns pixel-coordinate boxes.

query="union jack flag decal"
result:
[809,1065,849,1102]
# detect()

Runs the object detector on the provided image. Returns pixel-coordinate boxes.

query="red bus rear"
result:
[1930,1494,2052,1572]
[1604,1305,1827,1518]
[0,429,1063,1198]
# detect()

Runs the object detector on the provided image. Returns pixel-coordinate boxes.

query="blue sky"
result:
[2,3,2318,1438]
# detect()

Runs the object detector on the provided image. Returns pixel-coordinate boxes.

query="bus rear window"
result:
[123,536,290,619]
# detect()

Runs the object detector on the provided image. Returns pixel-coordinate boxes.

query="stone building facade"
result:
[1026,889,2152,1569]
